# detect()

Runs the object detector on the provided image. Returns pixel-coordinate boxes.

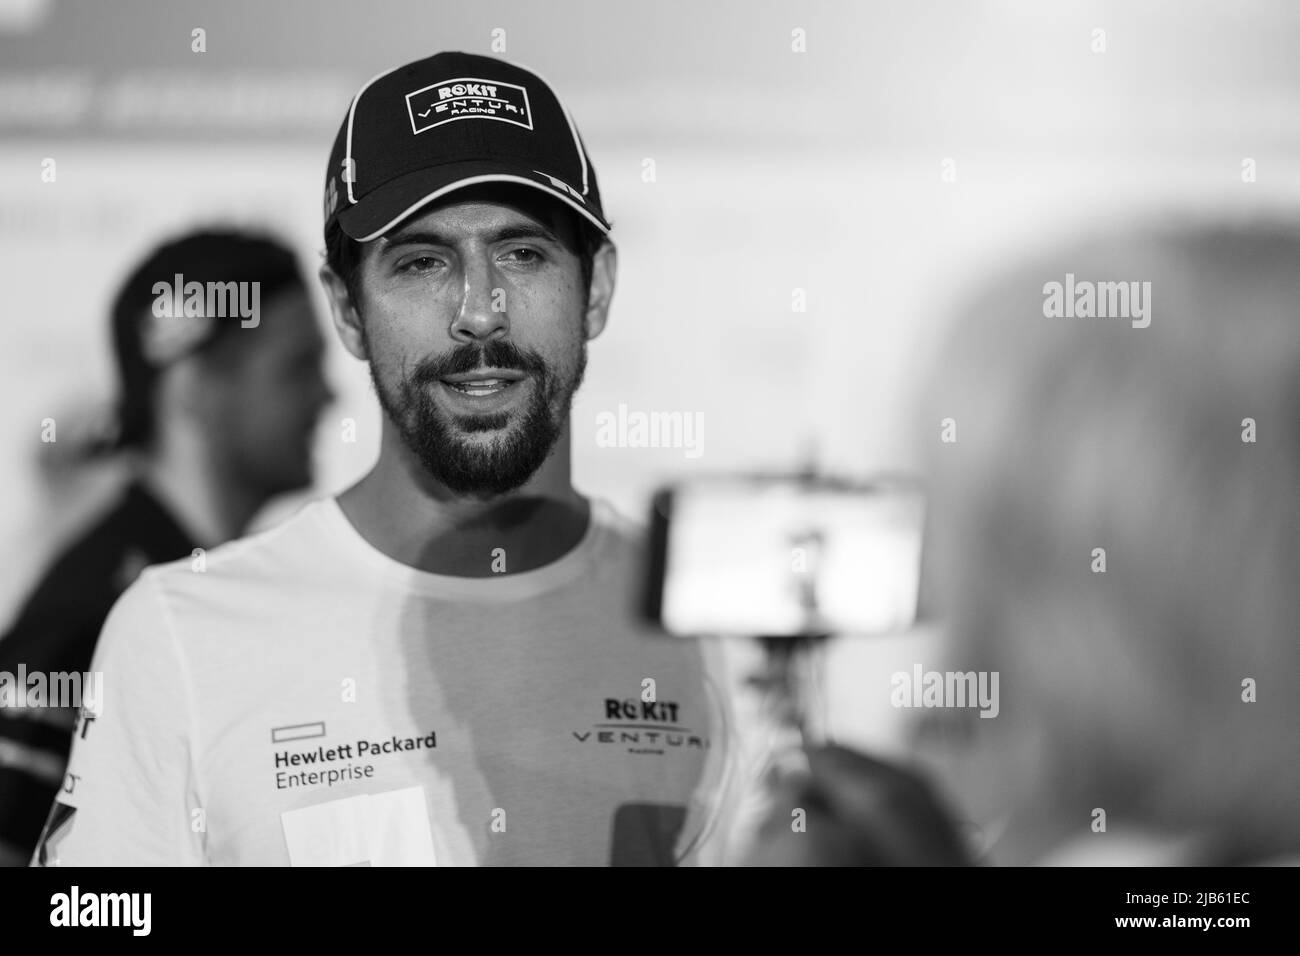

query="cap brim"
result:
[336,161,611,242]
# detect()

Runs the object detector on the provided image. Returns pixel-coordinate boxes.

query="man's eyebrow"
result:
[381,223,563,250]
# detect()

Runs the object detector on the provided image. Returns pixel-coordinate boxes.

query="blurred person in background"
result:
[0,229,333,865]
[745,221,1300,866]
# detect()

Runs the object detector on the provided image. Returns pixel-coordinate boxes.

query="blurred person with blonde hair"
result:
[746,220,1300,866]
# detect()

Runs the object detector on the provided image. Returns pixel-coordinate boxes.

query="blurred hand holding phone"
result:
[643,473,926,752]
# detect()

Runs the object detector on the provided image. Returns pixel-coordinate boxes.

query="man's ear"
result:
[583,240,617,341]
[319,264,368,361]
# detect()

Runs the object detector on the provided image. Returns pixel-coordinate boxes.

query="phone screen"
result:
[645,477,925,638]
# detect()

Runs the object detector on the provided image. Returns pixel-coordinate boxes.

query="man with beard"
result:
[37,52,731,867]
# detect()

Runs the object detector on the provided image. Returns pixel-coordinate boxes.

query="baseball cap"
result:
[324,51,611,242]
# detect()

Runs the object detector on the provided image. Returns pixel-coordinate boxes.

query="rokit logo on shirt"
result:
[572,697,710,755]
[405,77,532,134]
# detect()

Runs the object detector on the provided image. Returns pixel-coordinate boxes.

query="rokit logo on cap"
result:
[405,77,533,134]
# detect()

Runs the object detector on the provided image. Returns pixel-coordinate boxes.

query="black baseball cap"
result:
[324,52,611,242]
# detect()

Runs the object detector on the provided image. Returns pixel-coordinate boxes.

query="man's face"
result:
[209,287,334,495]
[349,188,594,498]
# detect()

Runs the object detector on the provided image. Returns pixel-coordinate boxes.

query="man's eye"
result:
[501,247,543,264]
[398,256,440,273]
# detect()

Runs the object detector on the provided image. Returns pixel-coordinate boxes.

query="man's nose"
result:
[449,255,508,343]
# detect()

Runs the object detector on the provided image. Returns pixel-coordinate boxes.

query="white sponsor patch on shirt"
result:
[281,785,437,866]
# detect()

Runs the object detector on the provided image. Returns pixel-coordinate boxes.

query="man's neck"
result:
[138,443,265,549]
[336,424,591,577]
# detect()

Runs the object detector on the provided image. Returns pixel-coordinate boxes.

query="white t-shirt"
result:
[34,497,737,866]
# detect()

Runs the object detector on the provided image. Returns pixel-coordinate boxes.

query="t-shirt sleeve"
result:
[30,571,206,866]
[0,604,85,861]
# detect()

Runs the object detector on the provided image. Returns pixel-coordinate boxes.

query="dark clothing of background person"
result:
[0,481,196,862]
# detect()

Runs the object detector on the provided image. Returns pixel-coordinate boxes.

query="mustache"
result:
[407,340,549,387]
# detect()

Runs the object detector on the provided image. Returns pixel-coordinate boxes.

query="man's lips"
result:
[436,368,529,401]
[439,368,527,385]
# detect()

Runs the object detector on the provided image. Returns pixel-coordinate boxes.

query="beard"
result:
[368,335,586,499]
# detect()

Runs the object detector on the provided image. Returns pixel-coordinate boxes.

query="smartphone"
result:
[643,475,925,638]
